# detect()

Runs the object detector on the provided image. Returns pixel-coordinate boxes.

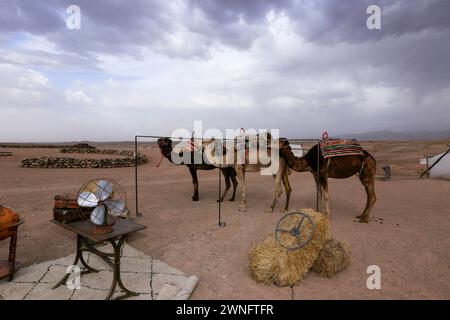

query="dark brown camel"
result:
[278,138,377,223]
[157,137,238,202]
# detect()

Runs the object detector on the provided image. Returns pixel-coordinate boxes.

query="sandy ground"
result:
[0,140,449,299]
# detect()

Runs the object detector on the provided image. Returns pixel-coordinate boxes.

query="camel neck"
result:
[160,147,173,163]
[280,147,309,172]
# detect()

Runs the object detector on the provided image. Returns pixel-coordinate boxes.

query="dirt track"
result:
[0,141,449,299]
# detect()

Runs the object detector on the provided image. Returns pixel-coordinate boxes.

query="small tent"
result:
[421,147,450,180]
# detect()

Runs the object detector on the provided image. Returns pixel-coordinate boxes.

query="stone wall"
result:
[21,155,147,169]
[0,143,66,149]
[0,152,13,156]
[60,147,134,157]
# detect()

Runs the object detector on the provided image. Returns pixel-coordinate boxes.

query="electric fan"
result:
[77,179,128,234]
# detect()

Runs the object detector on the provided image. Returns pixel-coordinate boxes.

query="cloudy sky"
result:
[0,0,449,141]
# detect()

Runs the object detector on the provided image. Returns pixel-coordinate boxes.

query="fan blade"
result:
[77,192,99,208]
[104,199,126,216]
[90,205,106,226]
[96,180,114,201]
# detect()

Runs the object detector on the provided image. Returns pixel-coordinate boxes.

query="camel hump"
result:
[240,132,271,150]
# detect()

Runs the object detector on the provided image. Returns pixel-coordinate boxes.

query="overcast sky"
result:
[0,0,449,141]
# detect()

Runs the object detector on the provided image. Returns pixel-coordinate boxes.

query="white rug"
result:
[0,243,198,300]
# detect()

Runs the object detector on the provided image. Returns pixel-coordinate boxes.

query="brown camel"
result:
[157,137,238,202]
[278,138,377,223]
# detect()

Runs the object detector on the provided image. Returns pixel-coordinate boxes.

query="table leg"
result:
[52,234,98,289]
[8,229,17,281]
[105,235,139,300]
[79,238,100,273]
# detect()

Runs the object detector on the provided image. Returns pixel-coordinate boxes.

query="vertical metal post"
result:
[218,165,222,226]
[316,139,320,212]
[218,166,226,227]
[217,137,225,227]
[134,136,141,217]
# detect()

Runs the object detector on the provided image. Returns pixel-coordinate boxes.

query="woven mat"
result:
[320,139,363,159]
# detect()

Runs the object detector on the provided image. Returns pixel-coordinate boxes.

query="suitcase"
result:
[53,194,90,224]
[53,208,90,224]
[54,194,79,209]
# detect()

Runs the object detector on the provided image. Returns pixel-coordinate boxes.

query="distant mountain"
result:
[344,130,450,141]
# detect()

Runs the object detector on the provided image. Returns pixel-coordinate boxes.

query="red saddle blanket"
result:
[319,139,363,159]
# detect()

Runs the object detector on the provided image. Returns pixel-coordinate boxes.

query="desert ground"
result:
[0,139,449,299]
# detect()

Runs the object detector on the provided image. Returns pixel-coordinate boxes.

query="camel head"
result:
[157,137,172,158]
[278,138,292,156]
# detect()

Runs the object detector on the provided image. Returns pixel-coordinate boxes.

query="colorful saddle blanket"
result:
[320,139,363,159]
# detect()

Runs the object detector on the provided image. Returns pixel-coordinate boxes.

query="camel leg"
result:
[320,177,330,218]
[217,168,231,202]
[229,168,238,201]
[357,161,377,223]
[282,169,292,212]
[236,165,247,211]
[188,166,199,201]
[265,173,283,213]
[313,172,324,213]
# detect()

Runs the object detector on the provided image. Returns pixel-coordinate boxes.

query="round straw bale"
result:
[248,208,330,287]
[311,238,351,277]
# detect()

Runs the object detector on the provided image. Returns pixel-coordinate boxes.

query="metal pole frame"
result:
[134,135,321,218]
[316,139,320,212]
[218,164,226,227]
[134,136,141,217]
[281,138,321,212]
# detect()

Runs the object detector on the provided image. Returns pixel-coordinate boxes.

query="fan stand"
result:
[92,206,114,235]
[92,224,113,235]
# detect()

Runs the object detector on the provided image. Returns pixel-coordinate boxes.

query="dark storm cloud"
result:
[190,0,450,44]
[287,0,450,44]
[3,0,449,59]
[0,0,176,58]
[268,28,450,94]
[188,0,292,24]
[0,0,281,58]
[184,0,292,50]
[0,0,281,59]
[0,0,62,34]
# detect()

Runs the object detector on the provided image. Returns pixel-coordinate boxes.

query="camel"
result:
[157,137,238,202]
[203,133,292,212]
[278,138,377,223]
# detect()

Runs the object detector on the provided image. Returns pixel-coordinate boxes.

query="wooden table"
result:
[51,218,146,300]
[0,219,25,281]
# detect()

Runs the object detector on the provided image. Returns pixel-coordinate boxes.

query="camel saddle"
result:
[320,138,363,159]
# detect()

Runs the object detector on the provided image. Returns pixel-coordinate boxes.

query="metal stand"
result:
[218,165,226,227]
[316,142,320,212]
[52,234,138,300]
[134,136,142,217]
